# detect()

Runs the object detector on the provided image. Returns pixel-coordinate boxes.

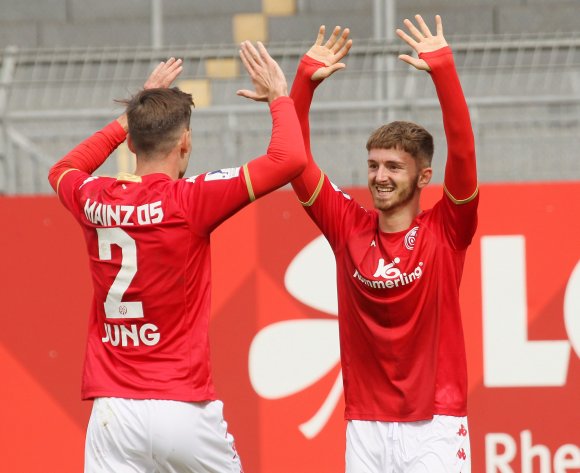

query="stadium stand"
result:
[0,0,579,194]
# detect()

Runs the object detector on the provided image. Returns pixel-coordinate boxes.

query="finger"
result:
[338,39,352,61]
[398,54,418,67]
[311,63,346,81]
[148,61,165,79]
[398,54,430,71]
[324,26,341,50]
[414,14,433,37]
[151,61,165,75]
[435,15,444,37]
[239,47,257,78]
[403,18,424,42]
[331,27,350,54]
[165,57,181,71]
[163,65,183,86]
[240,42,262,75]
[244,41,263,65]
[239,42,255,72]
[161,58,182,78]
[256,41,272,64]
[326,63,346,76]
[155,57,177,77]
[145,58,182,88]
[315,25,325,46]
[396,28,419,50]
[236,89,262,101]
[335,38,353,62]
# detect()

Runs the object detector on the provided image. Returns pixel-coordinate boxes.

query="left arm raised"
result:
[397,15,477,202]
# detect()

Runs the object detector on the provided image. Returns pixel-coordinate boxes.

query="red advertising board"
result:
[0,182,578,472]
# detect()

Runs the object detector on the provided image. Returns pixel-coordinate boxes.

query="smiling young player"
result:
[241,14,477,472]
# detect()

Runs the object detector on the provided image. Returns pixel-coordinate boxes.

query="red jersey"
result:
[51,97,305,402]
[305,178,478,421]
[290,48,478,421]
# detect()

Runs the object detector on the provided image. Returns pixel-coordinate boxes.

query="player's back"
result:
[74,172,218,401]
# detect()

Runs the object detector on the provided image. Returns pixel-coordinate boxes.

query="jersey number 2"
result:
[96,227,144,319]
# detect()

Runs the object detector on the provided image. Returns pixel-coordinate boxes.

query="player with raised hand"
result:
[291,14,476,473]
[48,42,305,473]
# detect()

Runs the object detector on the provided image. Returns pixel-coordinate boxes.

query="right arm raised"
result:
[290,26,352,204]
[236,41,307,198]
[48,58,184,194]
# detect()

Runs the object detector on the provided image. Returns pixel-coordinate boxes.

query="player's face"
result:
[367,147,422,212]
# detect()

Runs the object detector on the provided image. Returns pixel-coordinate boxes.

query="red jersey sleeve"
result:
[421,47,478,249]
[174,168,253,235]
[175,98,307,234]
[430,193,479,251]
[48,120,127,194]
[50,120,126,219]
[289,55,327,203]
[244,96,307,198]
[421,47,477,203]
[303,175,371,251]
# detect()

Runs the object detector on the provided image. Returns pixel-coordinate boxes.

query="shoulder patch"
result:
[204,168,240,182]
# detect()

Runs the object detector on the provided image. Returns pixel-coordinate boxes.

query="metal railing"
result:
[1,32,579,194]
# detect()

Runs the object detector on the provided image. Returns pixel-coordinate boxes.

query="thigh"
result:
[152,400,243,473]
[85,398,155,473]
[401,416,471,473]
[345,420,392,473]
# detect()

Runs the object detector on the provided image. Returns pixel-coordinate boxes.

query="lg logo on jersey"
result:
[481,235,579,387]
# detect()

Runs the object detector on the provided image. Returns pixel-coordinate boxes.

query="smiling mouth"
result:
[376,186,395,195]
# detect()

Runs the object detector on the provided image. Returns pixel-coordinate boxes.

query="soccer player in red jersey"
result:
[282,15,476,472]
[48,42,305,473]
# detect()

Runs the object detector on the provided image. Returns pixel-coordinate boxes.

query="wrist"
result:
[116,114,129,133]
[419,46,453,72]
[267,90,289,103]
[268,95,292,108]
[301,55,326,83]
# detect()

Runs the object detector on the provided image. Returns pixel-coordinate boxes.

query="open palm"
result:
[396,15,448,71]
[306,25,352,81]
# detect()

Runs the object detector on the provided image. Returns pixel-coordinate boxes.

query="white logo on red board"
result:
[249,236,341,439]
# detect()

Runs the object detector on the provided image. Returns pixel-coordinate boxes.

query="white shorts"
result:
[85,397,242,473]
[346,415,471,473]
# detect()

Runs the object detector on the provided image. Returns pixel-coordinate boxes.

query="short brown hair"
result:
[121,87,194,155]
[366,121,434,168]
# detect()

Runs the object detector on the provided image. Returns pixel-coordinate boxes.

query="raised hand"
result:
[306,25,352,81]
[236,41,287,103]
[396,14,448,71]
[144,57,184,89]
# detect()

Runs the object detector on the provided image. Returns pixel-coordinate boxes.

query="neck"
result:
[377,199,421,233]
[134,150,181,180]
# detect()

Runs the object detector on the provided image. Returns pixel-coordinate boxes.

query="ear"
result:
[417,167,432,189]
[180,129,191,156]
[127,134,136,154]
